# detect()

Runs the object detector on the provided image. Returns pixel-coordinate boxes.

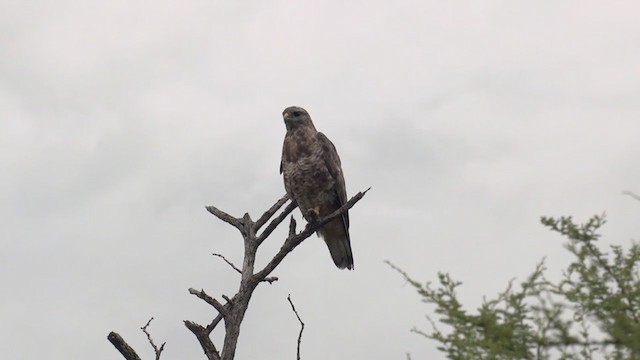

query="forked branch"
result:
[109,188,369,360]
[141,318,165,360]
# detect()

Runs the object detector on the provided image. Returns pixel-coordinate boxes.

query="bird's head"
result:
[283,106,313,130]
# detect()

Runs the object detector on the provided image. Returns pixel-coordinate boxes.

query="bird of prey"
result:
[280,106,354,270]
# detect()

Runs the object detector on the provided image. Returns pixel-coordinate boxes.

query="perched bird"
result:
[280,106,354,270]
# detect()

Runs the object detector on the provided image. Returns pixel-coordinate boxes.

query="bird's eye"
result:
[293,111,301,117]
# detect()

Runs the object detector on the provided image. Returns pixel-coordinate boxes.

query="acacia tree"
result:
[390,203,640,359]
[108,189,369,360]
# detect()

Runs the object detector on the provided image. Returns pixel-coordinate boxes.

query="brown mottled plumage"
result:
[280,106,354,270]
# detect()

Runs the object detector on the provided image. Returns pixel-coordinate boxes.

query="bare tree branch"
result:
[184,321,221,360]
[107,332,142,360]
[206,314,224,334]
[254,194,289,231]
[256,201,298,244]
[111,188,369,360]
[287,294,305,360]
[188,288,227,315]
[213,252,278,284]
[213,253,242,274]
[623,190,640,202]
[141,318,165,360]
[205,205,244,232]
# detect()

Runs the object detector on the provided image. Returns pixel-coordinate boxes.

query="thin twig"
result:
[213,253,242,274]
[538,339,621,347]
[287,294,305,360]
[188,288,227,315]
[213,253,278,283]
[254,194,289,232]
[107,332,142,360]
[623,190,640,202]
[582,239,640,323]
[141,317,166,360]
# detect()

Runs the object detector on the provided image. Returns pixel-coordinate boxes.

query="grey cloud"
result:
[2,1,640,359]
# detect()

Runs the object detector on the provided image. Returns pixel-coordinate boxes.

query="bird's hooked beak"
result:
[283,112,291,121]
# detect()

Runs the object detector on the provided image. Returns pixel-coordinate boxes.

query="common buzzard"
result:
[280,106,354,270]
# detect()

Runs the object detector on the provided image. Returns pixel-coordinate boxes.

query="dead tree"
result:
[108,188,369,360]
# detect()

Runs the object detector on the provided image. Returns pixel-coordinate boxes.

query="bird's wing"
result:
[316,132,349,229]
[280,139,286,174]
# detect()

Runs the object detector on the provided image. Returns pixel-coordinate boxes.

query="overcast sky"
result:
[2,1,639,359]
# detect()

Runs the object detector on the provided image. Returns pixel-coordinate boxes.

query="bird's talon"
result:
[306,208,320,222]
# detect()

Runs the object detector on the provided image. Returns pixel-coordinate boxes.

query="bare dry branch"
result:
[212,253,277,283]
[287,294,305,360]
[299,187,370,237]
[107,332,142,360]
[205,205,243,232]
[184,321,221,360]
[257,201,298,244]
[212,253,242,274]
[254,188,370,281]
[623,190,640,202]
[123,188,369,360]
[206,314,224,334]
[188,288,227,315]
[141,318,165,360]
[254,194,289,232]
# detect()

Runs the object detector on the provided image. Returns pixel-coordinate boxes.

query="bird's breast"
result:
[283,154,334,212]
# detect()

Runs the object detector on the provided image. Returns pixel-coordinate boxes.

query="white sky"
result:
[2,1,639,359]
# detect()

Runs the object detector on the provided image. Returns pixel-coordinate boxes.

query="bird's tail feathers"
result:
[318,218,354,270]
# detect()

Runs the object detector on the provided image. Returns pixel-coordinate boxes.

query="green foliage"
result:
[390,214,640,359]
